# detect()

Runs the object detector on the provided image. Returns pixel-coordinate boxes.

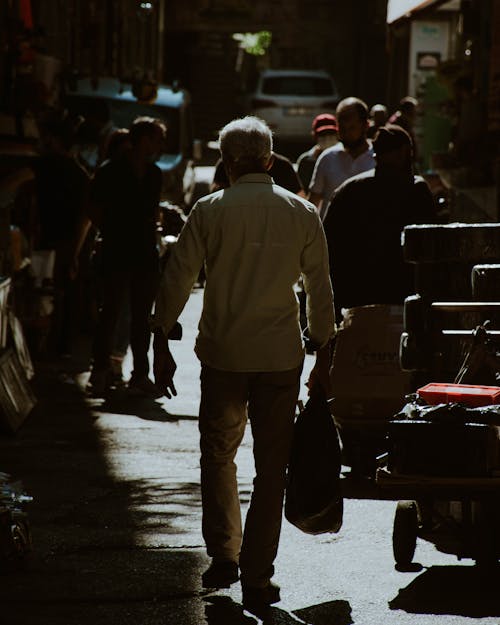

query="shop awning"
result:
[386,0,456,24]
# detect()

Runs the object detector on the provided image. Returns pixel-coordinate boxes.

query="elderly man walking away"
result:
[308,97,375,219]
[152,116,335,616]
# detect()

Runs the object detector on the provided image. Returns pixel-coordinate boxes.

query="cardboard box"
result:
[330,305,410,422]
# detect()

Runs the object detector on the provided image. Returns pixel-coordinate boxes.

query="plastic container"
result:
[417,382,500,407]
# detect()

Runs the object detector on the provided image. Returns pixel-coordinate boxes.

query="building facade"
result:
[386,0,499,220]
[1,0,389,141]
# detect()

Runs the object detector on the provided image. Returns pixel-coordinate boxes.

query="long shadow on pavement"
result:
[0,363,209,625]
[98,386,176,422]
[389,564,500,617]
[204,595,353,625]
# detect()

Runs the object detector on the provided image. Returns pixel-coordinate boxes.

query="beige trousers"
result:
[199,363,302,588]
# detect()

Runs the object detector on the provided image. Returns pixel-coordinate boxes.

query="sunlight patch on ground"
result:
[88,287,315,552]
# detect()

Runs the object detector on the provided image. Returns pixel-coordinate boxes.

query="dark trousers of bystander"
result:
[50,244,80,357]
[92,266,159,381]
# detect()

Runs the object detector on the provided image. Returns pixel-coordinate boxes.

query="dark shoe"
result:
[128,376,162,398]
[87,369,111,397]
[110,355,126,387]
[242,582,281,617]
[202,559,239,589]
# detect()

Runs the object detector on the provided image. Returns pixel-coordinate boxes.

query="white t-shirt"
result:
[309,142,375,218]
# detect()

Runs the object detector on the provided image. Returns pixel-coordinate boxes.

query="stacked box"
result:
[330,305,411,424]
[403,223,500,264]
[401,224,500,385]
[387,419,500,477]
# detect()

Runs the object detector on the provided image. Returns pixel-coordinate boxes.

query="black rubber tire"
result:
[474,498,499,569]
[393,500,418,567]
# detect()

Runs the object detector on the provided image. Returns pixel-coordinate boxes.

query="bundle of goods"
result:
[0,472,32,567]
[386,384,500,478]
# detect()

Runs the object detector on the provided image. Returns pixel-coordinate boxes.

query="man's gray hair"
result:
[219,116,273,164]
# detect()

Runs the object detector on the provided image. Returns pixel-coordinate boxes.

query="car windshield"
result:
[262,76,334,97]
[65,95,180,154]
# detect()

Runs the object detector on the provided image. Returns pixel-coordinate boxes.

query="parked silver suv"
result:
[248,69,339,141]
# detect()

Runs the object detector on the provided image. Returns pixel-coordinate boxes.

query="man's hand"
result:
[306,339,333,398]
[153,329,177,399]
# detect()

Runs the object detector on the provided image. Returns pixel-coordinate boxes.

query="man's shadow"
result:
[98,386,176,422]
[203,594,353,625]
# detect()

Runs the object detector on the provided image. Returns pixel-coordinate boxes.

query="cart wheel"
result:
[393,500,418,568]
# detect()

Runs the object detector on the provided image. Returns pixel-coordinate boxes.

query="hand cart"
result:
[378,318,500,569]
[376,467,500,569]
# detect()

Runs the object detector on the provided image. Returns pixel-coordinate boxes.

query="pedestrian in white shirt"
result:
[309,97,375,219]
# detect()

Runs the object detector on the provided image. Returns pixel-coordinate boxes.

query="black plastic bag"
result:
[285,390,343,534]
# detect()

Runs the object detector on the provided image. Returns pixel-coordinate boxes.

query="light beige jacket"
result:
[153,173,335,371]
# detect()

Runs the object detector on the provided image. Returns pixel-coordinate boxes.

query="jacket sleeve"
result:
[152,203,206,335]
[300,211,336,348]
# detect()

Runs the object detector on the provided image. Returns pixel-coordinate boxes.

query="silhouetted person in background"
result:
[99,128,133,385]
[85,117,165,396]
[309,97,375,219]
[34,112,89,357]
[296,113,338,190]
[323,124,436,319]
[367,103,388,139]
[71,98,115,174]
[389,96,419,164]
[211,151,304,196]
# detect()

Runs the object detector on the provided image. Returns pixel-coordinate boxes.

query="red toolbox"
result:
[417,383,500,407]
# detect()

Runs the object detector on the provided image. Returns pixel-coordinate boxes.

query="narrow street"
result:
[0,1,499,623]
[0,286,499,625]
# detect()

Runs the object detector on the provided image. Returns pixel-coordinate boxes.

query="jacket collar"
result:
[233,173,273,185]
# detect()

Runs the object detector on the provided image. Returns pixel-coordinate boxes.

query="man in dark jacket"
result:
[34,113,90,356]
[322,124,437,319]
